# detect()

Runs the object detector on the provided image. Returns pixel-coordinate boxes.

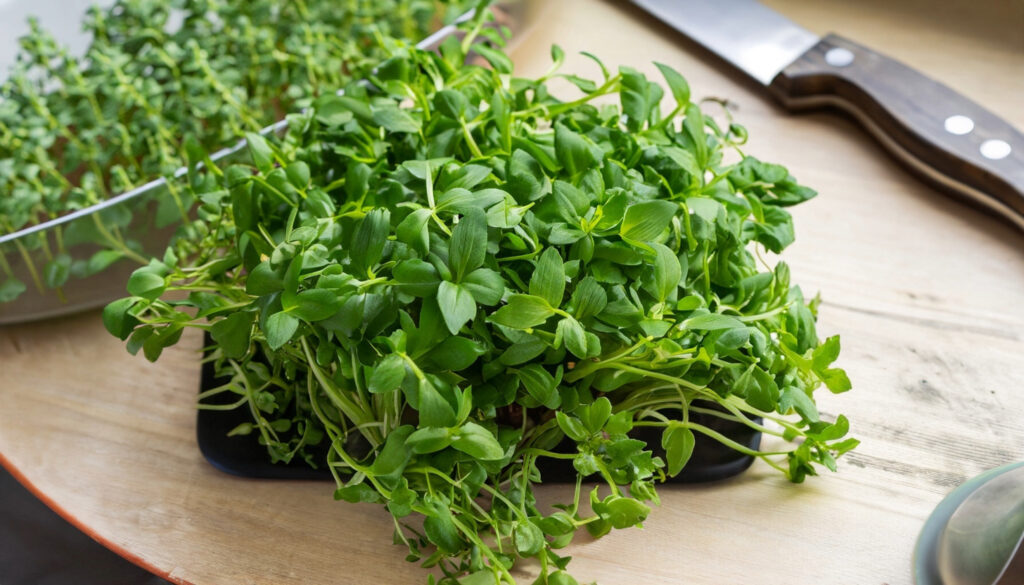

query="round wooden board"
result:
[1,1,1022,583]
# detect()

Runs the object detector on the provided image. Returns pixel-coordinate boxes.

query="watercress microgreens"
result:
[0,0,469,302]
[107,9,856,584]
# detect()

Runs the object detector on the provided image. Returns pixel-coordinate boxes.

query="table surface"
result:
[2,1,1023,584]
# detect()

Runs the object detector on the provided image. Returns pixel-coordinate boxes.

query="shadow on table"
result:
[0,466,170,585]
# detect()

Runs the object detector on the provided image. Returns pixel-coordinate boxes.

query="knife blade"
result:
[632,0,1024,232]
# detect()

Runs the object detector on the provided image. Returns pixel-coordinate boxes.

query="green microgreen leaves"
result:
[662,425,696,476]
[265,312,299,350]
[368,354,407,394]
[104,26,853,585]
[490,295,556,329]
[620,200,678,243]
[438,281,477,335]
[651,243,682,303]
[451,422,504,460]
[448,208,487,282]
[655,62,691,109]
[209,312,255,359]
[125,262,167,300]
[620,65,664,131]
[531,248,566,307]
[554,123,601,177]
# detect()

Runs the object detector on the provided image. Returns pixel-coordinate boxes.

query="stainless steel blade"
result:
[632,0,819,85]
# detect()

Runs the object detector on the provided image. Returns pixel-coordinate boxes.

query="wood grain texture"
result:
[1,1,1023,584]
[768,34,1024,229]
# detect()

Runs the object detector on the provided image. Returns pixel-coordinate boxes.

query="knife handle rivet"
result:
[980,139,1012,160]
[824,47,855,67]
[944,115,975,136]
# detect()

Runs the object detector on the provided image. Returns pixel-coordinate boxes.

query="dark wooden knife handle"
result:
[768,34,1024,232]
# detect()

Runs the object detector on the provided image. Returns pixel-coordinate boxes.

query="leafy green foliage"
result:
[107,12,854,584]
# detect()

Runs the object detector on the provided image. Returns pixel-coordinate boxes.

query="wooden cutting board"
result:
[1,1,1021,583]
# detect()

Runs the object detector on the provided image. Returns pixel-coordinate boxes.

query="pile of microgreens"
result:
[105,8,856,585]
[0,0,468,303]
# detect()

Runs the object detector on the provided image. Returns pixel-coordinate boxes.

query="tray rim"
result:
[196,335,762,485]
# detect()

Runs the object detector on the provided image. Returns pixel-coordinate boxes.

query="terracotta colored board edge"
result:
[0,450,192,585]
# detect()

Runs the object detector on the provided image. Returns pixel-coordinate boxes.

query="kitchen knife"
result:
[630,0,1024,232]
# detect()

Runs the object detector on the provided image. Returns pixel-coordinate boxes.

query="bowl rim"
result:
[0,9,477,247]
[913,460,1024,585]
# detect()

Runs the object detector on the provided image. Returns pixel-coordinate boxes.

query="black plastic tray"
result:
[197,344,761,484]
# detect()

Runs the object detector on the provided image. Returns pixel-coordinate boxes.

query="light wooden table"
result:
[2,1,1022,584]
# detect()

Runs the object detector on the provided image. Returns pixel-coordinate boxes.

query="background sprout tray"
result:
[0,1,512,325]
